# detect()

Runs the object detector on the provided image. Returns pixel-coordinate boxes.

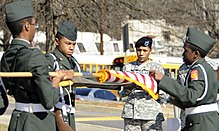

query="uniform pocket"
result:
[185,115,200,131]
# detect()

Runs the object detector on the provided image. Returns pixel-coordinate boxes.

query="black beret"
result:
[135,37,153,48]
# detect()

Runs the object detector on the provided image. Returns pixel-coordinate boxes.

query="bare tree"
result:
[119,0,219,57]
[0,0,218,57]
[0,0,13,51]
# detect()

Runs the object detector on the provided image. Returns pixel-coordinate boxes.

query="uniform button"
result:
[189,123,193,126]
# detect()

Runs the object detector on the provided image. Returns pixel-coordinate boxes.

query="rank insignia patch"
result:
[191,70,198,80]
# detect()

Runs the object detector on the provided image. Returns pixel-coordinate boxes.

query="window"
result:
[113,43,119,52]
[77,43,86,52]
[76,88,92,96]
[92,65,97,73]
[94,90,117,101]
[85,64,90,72]
[129,43,135,52]
[95,42,100,52]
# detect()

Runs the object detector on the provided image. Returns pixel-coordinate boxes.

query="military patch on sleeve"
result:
[190,70,198,80]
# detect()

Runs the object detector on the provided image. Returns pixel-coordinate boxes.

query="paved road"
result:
[76,110,123,130]
[0,98,124,131]
[0,97,175,131]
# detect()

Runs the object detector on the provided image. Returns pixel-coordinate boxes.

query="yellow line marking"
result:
[76,116,123,122]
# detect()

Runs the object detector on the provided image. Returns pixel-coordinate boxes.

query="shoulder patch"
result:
[190,70,198,80]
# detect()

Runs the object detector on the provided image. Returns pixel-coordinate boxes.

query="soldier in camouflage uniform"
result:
[119,36,166,131]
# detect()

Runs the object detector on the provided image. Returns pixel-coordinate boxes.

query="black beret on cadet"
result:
[135,36,153,48]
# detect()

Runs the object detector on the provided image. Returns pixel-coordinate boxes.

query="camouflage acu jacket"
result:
[119,60,166,120]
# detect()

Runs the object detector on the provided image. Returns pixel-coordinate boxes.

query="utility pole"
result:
[123,24,129,65]
[99,0,104,55]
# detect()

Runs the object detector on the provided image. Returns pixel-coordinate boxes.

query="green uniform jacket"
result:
[1,39,60,131]
[159,58,219,131]
[45,47,80,131]
[0,85,8,115]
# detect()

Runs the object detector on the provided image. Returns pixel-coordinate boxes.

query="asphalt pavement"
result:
[76,123,122,131]
[0,96,174,131]
[0,97,124,131]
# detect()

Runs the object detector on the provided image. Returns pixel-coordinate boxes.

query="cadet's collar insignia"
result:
[144,41,150,46]
[190,70,198,80]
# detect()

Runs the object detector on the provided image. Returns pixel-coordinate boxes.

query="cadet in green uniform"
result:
[45,20,80,131]
[150,27,219,131]
[1,1,72,131]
